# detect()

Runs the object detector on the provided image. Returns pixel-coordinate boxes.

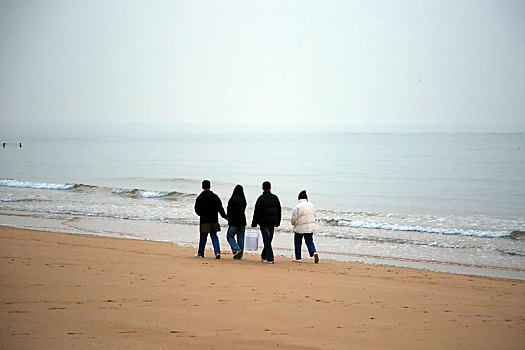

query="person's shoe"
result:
[314,252,319,264]
[233,250,243,260]
[195,254,204,258]
[215,254,221,259]
[293,259,302,262]
[261,259,267,263]
[263,260,274,264]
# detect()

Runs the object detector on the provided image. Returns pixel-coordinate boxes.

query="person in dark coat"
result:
[194,180,227,259]
[251,181,281,264]
[226,184,247,259]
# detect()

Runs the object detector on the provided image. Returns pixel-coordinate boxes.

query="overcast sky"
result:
[1,0,524,131]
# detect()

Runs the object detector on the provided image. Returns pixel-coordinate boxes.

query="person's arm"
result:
[312,204,317,230]
[194,196,201,216]
[226,198,233,222]
[291,204,298,226]
[251,197,261,227]
[217,195,227,219]
[275,196,281,227]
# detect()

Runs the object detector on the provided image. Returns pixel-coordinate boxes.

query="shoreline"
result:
[1,225,524,349]
[1,211,524,281]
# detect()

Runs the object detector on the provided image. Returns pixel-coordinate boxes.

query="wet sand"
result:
[1,225,524,349]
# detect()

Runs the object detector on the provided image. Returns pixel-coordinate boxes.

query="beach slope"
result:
[1,226,524,349]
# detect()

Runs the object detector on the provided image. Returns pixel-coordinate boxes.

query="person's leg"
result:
[268,227,275,262]
[304,233,319,263]
[304,233,317,256]
[260,226,274,262]
[209,230,221,257]
[260,227,268,261]
[294,233,302,260]
[197,232,208,257]
[237,227,245,258]
[226,226,240,253]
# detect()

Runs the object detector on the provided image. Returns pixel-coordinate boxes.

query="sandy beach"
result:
[1,225,524,349]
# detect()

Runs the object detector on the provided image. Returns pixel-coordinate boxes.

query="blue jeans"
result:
[197,230,220,257]
[260,226,275,262]
[227,226,245,258]
[294,232,316,260]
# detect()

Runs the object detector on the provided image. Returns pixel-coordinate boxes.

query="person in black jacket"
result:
[251,181,281,264]
[194,180,227,259]
[226,184,247,260]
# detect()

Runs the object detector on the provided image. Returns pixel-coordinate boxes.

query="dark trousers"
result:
[260,226,275,262]
[294,232,316,260]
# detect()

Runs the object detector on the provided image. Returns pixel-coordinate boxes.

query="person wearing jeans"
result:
[194,180,227,259]
[226,184,247,259]
[294,232,316,261]
[291,190,319,263]
[251,181,281,264]
[226,226,245,259]
[198,228,221,257]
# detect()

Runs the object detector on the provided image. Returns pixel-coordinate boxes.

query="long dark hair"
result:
[232,184,247,205]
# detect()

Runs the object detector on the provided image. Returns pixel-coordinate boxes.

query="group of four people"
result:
[194,180,319,264]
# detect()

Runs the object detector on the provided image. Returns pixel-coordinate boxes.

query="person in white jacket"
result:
[291,190,319,263]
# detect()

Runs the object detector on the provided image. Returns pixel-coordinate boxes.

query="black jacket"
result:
[251,190,281,227]
[194,190,227,224]
[227,194,247,227]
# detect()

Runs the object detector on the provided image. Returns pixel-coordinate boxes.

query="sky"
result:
[1,0,524,131]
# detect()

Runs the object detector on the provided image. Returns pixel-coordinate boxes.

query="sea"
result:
[1,121,524,279]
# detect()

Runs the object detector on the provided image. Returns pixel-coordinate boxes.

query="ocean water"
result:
[1,122,524,279]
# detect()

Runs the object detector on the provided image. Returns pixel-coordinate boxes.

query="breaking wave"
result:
[1,178,192,200]
[110,188,188,199]
[0,179,76,190]
[320,218,511,238]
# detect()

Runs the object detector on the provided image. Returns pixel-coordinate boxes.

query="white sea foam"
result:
[110,188,174,199]
[139,190,168,198]
[336,219,510,238]
[0,179,75,190]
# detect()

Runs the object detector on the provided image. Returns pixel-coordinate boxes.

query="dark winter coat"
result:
[227,194,247,227]
[194,190,227,224]
[251,190,281,228]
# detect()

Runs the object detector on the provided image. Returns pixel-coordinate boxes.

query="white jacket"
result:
[291,199,316,234]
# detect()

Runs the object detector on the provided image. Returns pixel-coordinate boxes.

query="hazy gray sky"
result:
[1,0,524,131]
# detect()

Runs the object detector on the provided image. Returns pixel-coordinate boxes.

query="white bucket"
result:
[245,230,259,251]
